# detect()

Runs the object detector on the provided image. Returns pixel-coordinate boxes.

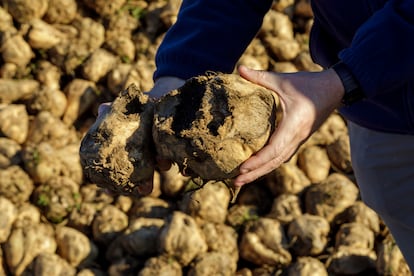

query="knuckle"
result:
[268,156,283,170]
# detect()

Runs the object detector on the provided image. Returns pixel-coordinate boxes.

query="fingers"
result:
[233,127,295,187]
[234,67,287,186]
[234,148,285,187]
[238,65,278,92]
[234,116,311,187]
[234,105,310,187]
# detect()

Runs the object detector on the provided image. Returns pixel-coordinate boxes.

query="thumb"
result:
[238,65,279,92]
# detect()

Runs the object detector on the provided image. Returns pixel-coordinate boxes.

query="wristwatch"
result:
[331,61,365,106]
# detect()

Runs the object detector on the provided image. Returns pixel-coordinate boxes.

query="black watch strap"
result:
[331,61,365,106]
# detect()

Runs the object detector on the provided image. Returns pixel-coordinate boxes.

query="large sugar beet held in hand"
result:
[80,73,278,197]
[153,73,278,180]
[79,84,155,196]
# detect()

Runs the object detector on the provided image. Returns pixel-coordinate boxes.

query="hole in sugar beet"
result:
[125,98,144,115]
[207,86,230,136]
[171,78,204,133]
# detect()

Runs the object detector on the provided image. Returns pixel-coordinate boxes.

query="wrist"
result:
[322,68,345,108]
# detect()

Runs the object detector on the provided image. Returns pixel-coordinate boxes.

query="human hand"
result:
[233,65,344,186]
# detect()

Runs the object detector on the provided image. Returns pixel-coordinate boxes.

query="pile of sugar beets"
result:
[0,0,411,275]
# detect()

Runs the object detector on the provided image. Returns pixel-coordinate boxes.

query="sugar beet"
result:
[153,72,278,180]
[79,84,156,196]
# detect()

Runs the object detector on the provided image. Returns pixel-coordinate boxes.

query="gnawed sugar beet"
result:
[80,73,278,196]
[79,84,155,196]
[153,72,278,180]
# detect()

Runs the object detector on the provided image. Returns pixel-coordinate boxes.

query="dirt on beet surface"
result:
[153,72,278,180]
[80,84,156,197]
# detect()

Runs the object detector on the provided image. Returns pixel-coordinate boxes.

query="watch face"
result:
[341,88,365,106]
[332,62,364,106]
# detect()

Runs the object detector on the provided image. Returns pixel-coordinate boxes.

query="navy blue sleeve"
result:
[153,0,273,80]
[339,0,414,98]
